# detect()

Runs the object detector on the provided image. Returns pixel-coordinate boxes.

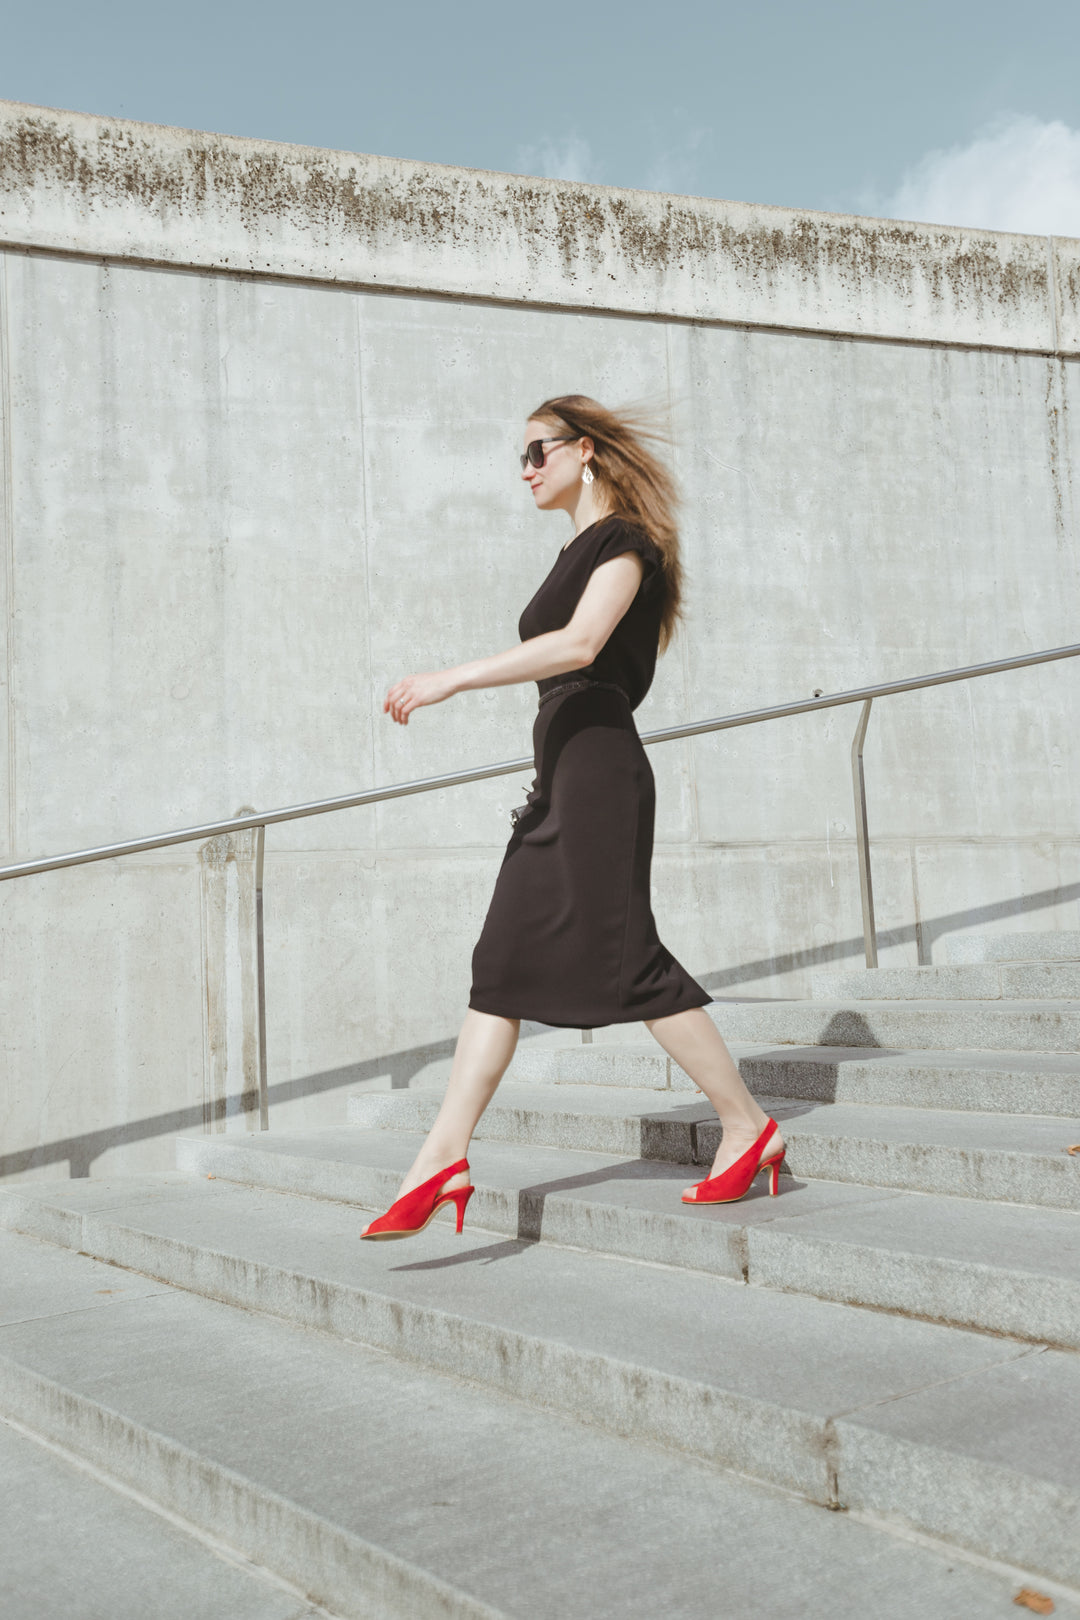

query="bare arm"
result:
[384,551,645,725]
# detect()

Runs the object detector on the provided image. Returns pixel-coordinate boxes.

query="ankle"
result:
[720,1112,772,1138]
[421,1141,469,1170]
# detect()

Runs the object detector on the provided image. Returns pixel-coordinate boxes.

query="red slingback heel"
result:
[360,1158,474,1240]
[681,1118,786,1205]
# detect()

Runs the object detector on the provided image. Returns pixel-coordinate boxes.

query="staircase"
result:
[2,930,1079,1618]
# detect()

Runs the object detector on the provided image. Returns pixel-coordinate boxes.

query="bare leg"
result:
[384,1008,520,1203]
[643,1007,785,1197]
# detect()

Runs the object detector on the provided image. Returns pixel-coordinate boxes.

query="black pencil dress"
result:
[468,514,713,1028]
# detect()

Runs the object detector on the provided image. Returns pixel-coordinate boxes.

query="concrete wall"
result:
[1,100,1078,1179]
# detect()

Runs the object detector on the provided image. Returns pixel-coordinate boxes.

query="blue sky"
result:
[3,0,1079,232]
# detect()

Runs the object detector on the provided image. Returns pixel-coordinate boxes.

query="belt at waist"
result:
[537,676,631,710]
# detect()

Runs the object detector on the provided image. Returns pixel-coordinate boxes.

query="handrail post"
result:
[255,824,269,1130]
[851,699,878,967]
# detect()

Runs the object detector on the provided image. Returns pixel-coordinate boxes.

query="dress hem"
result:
[467,990,714,1027]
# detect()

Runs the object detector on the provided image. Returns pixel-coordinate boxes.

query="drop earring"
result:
[581,463,595,486]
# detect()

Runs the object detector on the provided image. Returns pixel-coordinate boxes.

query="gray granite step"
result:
[508,1039,1080,1117]
[705,996,1080,1052]
[347,1083,1080,1210]
[175,1126,1080,1349]
[1,1185,1079,1593]
[943,931,1080,965]
[813,963,1080,1000]
[2,1228,1070,1620]
[0,1416,328,1620]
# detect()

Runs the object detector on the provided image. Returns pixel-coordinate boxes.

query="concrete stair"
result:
[346,1084,1080,1211]
[172,1126,1080,1349]
[2,1229,1065,1620]
[0,1401,330,1620]
[509,1037,1080,1114]
[813,963,1080,1000]
[0,925,1078,1616]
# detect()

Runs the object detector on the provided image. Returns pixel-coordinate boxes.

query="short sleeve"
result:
[592,520,661,586]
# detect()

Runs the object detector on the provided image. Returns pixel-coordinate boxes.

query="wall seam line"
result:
[1046,237,1061,356]
[666,321,700,847]
[0,252,14,857]
[355,292,378,858]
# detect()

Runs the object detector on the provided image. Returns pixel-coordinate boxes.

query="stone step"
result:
[509,1040,1080,1117]
[2,1186,1079,1595]
[706,997,1080,1053]
[1,1230,1069,1620]
[813,963,1080,1000]
[0,1415,329,1620]
[176,1127,1080,1350]
[347,1084,1080,1210]
[943,930,1080,965]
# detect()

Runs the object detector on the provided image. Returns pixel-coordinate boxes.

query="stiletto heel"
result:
[445,1186,474,1233]
[360,1158,472,1240]
[682,1118,786,1206]
[765,1153,785,1196]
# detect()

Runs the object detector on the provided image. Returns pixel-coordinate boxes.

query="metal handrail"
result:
[3,639,1078,1119]
[2,640,1078,884]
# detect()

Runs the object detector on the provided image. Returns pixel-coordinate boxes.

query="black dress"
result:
[468,515,713,1028]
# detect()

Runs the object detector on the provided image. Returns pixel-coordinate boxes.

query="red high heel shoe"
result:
[360,1158,474,1240]
[681,1118,786,1205]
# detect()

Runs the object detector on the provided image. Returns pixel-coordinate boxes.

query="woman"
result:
[361,396,785,1240]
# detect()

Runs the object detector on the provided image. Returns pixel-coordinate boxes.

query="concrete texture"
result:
[836,1350,1080,1585]
[0,1417,326,1620]
[2,102,1080,1179]
[174,1125,1080,1347]
[1,1181,1078,1589]
[1,1232,1068,1620]
[944,929,1080,964]
[0,858,206,1183]
[814,962,1080,1000]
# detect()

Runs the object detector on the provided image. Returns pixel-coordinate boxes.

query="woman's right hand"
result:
[384,669,459,725]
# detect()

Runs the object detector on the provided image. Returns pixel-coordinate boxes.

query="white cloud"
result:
[881,113,1080,236]
[642,119,711,197]
[515,134,599,185]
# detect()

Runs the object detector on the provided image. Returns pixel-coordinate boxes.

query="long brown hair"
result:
[528,394,685,654]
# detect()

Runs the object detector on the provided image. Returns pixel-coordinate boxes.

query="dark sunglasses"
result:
[520,435,579,472]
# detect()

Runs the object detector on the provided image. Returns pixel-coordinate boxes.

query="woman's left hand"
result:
[384,669,459,725]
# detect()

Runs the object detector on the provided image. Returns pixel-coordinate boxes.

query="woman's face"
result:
[521,418,591,512]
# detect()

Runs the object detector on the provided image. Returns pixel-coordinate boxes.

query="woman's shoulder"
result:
[589,513,661,572]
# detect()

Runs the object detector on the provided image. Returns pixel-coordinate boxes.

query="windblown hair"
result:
[528,394,685,654]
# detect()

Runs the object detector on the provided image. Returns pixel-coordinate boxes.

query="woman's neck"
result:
[567,485,610,539]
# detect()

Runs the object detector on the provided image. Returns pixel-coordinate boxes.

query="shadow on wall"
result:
[0,1036,461,1182]
[2,881,1077,1182]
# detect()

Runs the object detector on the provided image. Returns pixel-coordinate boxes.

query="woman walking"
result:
[361,396,785,1240]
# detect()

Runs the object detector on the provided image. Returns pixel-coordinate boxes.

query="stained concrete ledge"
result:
[1,99,1076,353]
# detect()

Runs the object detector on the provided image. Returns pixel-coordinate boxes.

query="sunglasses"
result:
[520,435,580,472]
